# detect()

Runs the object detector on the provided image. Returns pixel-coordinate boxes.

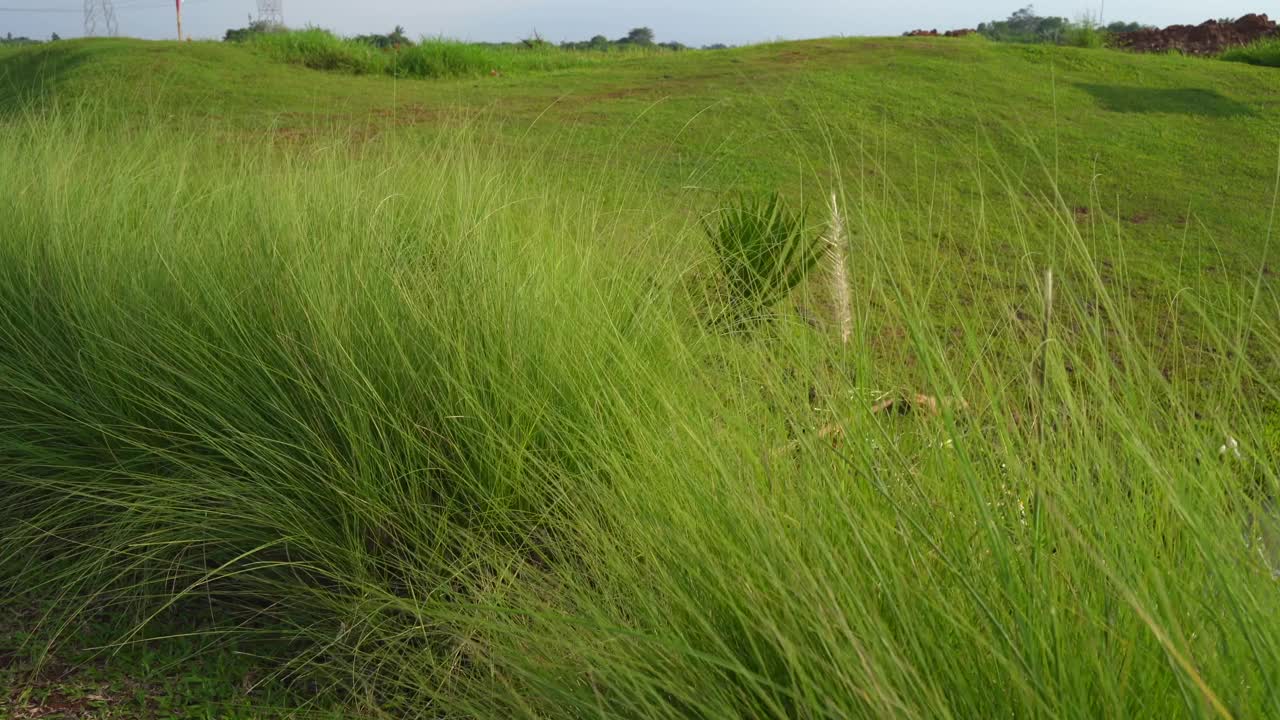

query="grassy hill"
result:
[2,36,1280,718]
[7,37,1276,317]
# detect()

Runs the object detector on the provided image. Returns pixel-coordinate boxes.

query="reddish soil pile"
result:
[903,28,977,38]
[1112,13,1278,55]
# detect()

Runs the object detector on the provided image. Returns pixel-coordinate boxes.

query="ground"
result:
[0,590,338,718]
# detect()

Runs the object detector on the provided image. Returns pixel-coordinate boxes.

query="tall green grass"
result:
[1222,37,1280,68]
[247,28,634,79]
[2,106,1280,718]
[1064,18,1107,49]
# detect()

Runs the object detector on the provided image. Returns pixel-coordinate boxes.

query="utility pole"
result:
[257,0,284,28]
[83,0,118,37]
[175,0,183,41]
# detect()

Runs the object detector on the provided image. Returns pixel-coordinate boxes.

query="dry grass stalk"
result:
[827,192,853,345]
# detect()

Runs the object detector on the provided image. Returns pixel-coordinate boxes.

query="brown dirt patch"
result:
[1112,13,1278,56]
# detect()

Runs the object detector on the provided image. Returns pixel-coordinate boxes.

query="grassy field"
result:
[2,34,1280,718]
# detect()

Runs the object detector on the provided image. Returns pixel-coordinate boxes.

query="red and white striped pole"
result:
[175,0,183,41]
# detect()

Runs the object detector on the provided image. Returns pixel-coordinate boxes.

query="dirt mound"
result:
[903,28,977,38]
[1112,13,1278,55]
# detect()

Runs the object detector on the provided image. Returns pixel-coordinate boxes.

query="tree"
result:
[620,27,654,46]
[1106,21,1150,33]
[224,19,282,42]
[978,6,1084,44]
[0,31,39,45]
[1008,6,1038,31]
[50,32,61,41]
[353,26,416,49]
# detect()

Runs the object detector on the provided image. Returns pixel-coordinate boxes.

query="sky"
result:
[0,1,1266,47]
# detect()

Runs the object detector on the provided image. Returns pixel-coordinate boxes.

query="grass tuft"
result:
[706,192,823,329]
[1222,37,1280,67]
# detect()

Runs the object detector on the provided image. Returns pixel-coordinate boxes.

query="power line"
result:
[0,0,205,12]
[83,0,117,36]
[0,6,83,12]
[256,0,282,27]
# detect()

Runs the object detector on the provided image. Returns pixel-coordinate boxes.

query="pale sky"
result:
[0,1,1264,47]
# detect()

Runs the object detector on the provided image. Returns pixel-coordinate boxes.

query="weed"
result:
[705,192,823,329]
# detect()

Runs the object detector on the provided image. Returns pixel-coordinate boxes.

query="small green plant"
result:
[706,193,822,327]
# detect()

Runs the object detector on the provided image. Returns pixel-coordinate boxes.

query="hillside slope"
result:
[4,37,1277,276]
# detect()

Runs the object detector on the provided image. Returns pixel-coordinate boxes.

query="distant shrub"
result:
[978,6,1069,44]
[706,193,822,328]
[247,29,608,79]
[1065,17,1106,49]
[620,27,655,47]
[1105,21,1154,33]
[251,27,383,74]
[1,32,41,46]
[558,27,698,52]
[1222,37,1280,68]
[224,19,285,43]
[353,25,413,50]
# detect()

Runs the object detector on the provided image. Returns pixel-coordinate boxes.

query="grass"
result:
[1222,37,1280,68]
[1066,24,1107,49]
[246,28,650,79]
[1,35,1280,717]
[1,591,336,718]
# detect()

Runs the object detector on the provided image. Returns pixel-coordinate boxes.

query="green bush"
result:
[223,19,283,43]
[250,27,384,74]
[706,193,823,327]
[394,40,493,78]
[1065,22,1106,49]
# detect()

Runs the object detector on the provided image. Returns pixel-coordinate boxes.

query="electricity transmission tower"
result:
[83,0,118,37]
[257,0,285,28]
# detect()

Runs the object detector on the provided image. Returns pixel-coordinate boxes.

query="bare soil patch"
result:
[1113,14,1278,56]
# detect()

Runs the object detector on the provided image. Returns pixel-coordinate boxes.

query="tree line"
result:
[977,5,1152,45]
[1,31,59,46]
[223,22,729,51]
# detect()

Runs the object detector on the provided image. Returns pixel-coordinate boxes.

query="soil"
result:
[1112,13,1278,56]
[902,14,1278,56]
